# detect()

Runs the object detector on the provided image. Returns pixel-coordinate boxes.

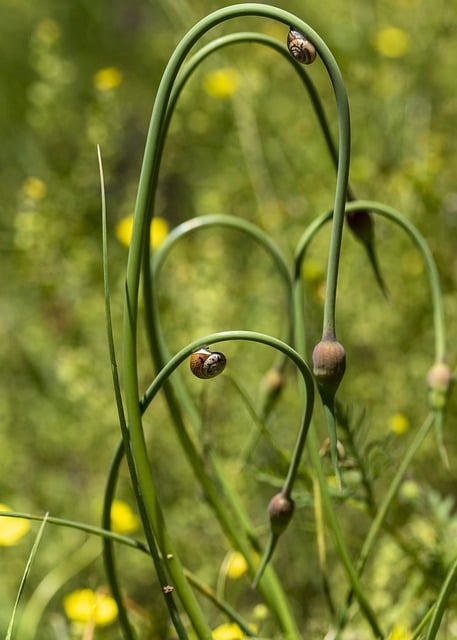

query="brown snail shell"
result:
[190,347,226,379]
[287,27,317,64]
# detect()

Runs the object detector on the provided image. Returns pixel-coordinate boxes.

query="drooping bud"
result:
[252,492,295,588]
[346,209,389,298]
[346,209,375,245]
[259,366,284,417]
[312,337,346,404]
[268,492,295,537]
[427,362,453,410]
[261,367,284,397]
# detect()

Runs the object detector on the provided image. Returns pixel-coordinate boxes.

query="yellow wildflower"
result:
[203,68,240,99]
[387,623,412,640]
[22,176,47,201]
[374,27,410,58]
[93,66,123,92]
[399,479,420,502]
[110,499,140,534]
[252,604,268,621]
[226,551,248,579]
[115,214,169,249]
[63,589,118,626]
[0,505,30,546]
[212,622,245,639]
[388,413,410,435]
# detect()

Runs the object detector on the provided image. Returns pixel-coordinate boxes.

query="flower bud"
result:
[312,337,346,403]
[427,362,453,410]
[346,209,374,246]
[268,492,294,537]
[261,367,284,396]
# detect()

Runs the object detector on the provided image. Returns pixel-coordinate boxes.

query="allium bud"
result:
[261,368,284,396]
[427,362,453,410]
[312,337,346,403]
[346,209,374,246]
[268,492,294,537]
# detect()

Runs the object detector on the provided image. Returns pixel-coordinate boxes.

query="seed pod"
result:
[287,27,317,64]
[189,347,226,379]
[312,337,346,403]
[427,362,453,410]
[268,492,295,537]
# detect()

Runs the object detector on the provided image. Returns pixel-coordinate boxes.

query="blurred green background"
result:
[0,0,456,637]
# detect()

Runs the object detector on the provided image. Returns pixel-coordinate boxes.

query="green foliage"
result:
[1,0,456,638]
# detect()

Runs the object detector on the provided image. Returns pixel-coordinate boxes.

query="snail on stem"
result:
[190,347,227,379]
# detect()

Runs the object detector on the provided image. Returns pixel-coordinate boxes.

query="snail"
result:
[287,27,317,64]
[190,347,226,379]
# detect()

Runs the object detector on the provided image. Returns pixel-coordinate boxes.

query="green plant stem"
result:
[16,537,98,640]
[336,412,436,635]
[344,200,446,363]
[0,510,147,551]
[139,330,313,639]
[307,427,383,638]
[153,214,291,287]
[294,210,334,280]
[424,555,457,640]
[141,331,312,415]
[99,146,189,639]
[125,6,350,636]
[167,33,390,302]
[357,413,435,575]
[151,213,293,365]
[7,514,48,640]
[293,267,382,638]
[184,570,257,637]
[140,325,301,636]
[321,400,342,490]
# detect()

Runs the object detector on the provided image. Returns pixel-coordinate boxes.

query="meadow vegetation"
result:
[0,1,456,638]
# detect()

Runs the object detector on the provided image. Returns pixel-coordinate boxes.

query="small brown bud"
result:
[262,368,284,396]
[427,362,453,410]
[312,337,346,403]
[268,492,294,537]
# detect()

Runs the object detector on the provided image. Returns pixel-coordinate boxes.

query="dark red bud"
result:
[346,210,374,246]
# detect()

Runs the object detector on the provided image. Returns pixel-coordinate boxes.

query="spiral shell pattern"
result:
[287,28,317,64]
[190,347,226,379]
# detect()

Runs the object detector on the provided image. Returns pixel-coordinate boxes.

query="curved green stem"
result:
[126,0,351,400]
[139,330,313,639]
[294,210,334,279]
[166,31,349,191]
[125,6,350,637]
[152,214,291,288]
[149,211,293,408]
[293,259,382,637]
[140,331,312,414]
[344,200,446,363]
